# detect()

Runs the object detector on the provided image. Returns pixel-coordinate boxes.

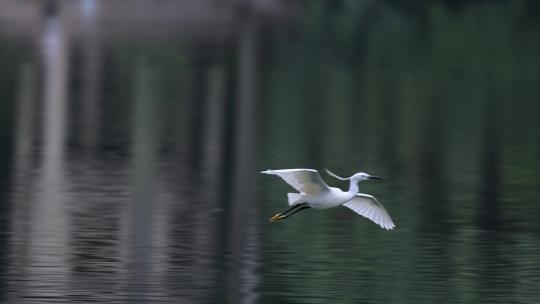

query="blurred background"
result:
[1,0,540,303]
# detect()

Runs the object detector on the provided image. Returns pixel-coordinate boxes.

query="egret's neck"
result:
[347,179,359,196]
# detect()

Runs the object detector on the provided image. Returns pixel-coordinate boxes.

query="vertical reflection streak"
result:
[8,63,37,303]
[19,6,71,301]
[202,65,226,178]
[79,0,101,150]
[128,63,158,303]
[228,13,261,304]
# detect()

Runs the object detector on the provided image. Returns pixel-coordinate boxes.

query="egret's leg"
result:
[280,204,304,215]
[269,204,310,223]
[282,206,310,219]
[269,203,306,223]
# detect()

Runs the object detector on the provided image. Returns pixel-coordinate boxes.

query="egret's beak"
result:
[269,214,286,223]
[368,175,383,180]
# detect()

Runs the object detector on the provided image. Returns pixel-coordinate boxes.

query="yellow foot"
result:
[269,214,286,223]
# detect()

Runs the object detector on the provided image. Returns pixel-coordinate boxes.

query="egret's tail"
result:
[287,193,303,206]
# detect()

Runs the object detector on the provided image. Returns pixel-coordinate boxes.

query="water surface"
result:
[1,1,540,303]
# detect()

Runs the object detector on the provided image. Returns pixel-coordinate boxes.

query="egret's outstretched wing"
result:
[261,169,330,195]
[343,194,395,230]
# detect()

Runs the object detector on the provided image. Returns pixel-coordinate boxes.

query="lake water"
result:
[1,1,540,303]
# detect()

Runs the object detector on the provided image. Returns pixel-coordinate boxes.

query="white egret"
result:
[261,168,395,230]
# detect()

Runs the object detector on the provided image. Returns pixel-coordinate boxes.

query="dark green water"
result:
[1,1,539,303]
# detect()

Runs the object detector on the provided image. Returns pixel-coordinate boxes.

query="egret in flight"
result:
[261,169,395,230]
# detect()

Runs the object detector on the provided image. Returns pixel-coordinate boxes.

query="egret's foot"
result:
[269,213,286,223]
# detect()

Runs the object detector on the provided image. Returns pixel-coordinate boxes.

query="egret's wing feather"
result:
[343,193,395,230]
[261,169,330,195]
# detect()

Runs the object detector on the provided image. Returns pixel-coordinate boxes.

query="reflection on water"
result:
[1,1,540,303]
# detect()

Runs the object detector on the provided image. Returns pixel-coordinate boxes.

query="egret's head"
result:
[325,169,383,182]
[351,172,383,182]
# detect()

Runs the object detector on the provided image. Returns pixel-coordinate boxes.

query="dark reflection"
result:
[472,102,513,303]
[1,1,540,303]
[67,158,127,303]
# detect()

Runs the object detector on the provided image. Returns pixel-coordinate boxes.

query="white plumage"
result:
[261,168,395,230]
[343,194,395,230]
[261,169,329,196]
